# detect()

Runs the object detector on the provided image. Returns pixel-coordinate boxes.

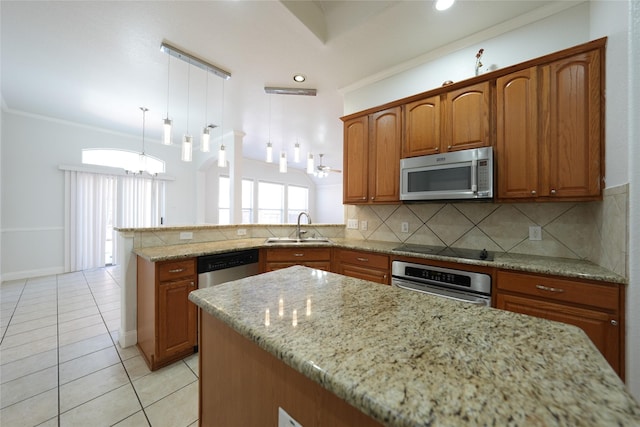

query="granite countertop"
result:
[189,266,640,426]
[133,237,626,285]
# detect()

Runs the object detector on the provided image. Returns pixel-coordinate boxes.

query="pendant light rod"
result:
[140,107,148,154]
[161,42,231,80]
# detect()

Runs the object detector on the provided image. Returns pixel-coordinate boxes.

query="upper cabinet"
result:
[496,48,603,201]
[344,107,402,204]
[403,82,490,158]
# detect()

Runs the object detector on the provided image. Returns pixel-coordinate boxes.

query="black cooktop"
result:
[392,244,494,261]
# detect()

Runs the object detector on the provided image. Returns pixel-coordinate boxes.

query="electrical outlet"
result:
[179,232,193,240]
[360,220,368,231]
[237,228,247,236]
[401,222,409,233]
[529,226,542,241]
[347,219,359,229]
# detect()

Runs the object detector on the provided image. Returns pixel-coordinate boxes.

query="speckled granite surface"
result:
[134,237,626,284]
[189,266,640,427]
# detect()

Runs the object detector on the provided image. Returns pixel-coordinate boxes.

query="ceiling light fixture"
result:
[163,55,172,145]
[435,0,455,11]
[306,153,314,174]
[293,74,306,83]
[266,95,273,163]
[218,79,227,168]
[182,64,193,162]
[294,141,300,163]
[264,87,316,96]
[202,71,211,152]
[279,152,288,173]
[127,107,158,176]
[160,42,231,80]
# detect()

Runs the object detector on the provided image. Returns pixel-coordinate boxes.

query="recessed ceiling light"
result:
[293,74,306,83]
[435,0,454,11]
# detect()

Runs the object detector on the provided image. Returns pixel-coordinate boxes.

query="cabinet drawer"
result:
[496,270,618,311]
[265,248,331,262]
[158,259,196,282]
[335,249,388,270]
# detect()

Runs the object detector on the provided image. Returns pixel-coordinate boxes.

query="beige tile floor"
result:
[0,267,199,426]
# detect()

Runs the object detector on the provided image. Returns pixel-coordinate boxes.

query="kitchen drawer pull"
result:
[535,284,565,293]
[551,189,557,195]
[168,268,185,273]
[611,320,618,326]
[356,257,369,262]
[294,253,304,257]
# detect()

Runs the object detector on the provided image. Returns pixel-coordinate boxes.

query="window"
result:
[287,185,309,223]
[258,182,284,223]
[241,179,254,224]
[218,176,230,225]
[82,148,165,174]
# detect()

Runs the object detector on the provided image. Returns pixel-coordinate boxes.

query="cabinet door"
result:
[369,107,402,203]
[496,68,539,199]
[403,96,441,157]
[158,278,197,362]
[496,293,620,374]
[343,116,369,204]
[336,264,388,285]
[541,49,602,198]
[443,81,491,151]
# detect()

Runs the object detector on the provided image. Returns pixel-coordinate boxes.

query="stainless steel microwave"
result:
[400,147,493,201]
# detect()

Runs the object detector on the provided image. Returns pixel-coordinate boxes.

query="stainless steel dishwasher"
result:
[197,249,260,288]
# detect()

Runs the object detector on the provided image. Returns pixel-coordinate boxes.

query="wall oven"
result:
[400,147,493,201]
[391,260,491,306]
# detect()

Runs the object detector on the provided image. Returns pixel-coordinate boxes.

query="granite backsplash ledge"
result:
[345,184,628,278]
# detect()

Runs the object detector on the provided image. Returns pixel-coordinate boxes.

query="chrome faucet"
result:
[296,212,312,240]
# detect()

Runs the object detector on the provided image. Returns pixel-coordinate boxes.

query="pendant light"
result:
[294,141,300,163]
[182,63,193,162]
[163,55,172,145]
[306,153,314,174]
[218,79,227,168]
[279,152,287,173]
[266,95,273,163]
[201,71,211,152]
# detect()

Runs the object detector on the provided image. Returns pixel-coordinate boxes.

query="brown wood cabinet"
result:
[496,48,603,201]
[403,82,490,158]
[264,247,331,272]
[343,106,401,204]
[333,249,390,285]
[495,270,623,378]
[137,257,198,371]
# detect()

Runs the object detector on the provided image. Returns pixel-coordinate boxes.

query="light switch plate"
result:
[347,219,359,229]
[401,222,409,233]
[179,232,193,240]
[529,226,542,241]
[237,228,247,236]
[360,220,368,231]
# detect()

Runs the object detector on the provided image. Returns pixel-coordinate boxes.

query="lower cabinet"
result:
[333,249,390,285]
[264,247,332,272]
[137,257,198,371]
[495,270,623,378]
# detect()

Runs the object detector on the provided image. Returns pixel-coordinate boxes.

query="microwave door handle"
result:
[471,158,478,193]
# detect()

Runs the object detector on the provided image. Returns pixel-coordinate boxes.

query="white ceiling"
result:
[1,0,559,172]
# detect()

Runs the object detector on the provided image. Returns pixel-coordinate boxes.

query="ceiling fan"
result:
[316,154,341,176]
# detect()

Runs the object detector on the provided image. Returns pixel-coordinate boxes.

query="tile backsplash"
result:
[345,184,628,278]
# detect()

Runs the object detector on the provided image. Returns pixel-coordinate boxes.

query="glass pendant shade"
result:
[266,142,273,163]
[279,152,287,173]
[201,127,211,152]
[163,118,172,145]
[306,153,314,174]
[182,135,193,162]
[294,142,300,163]
[218,144,226,168]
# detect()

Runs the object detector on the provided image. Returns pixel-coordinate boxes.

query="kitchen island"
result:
[189,266,640,427]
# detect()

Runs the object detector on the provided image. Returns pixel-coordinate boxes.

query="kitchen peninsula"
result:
[189,266,640,427]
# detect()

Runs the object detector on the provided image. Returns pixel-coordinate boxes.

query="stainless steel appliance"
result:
[400,147,493,201]
[391,259,492,306]
[197,249,260,288]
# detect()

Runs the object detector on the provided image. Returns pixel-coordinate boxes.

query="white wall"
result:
[0,110,198,279]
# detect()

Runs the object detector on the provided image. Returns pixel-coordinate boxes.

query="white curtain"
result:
[118,176,165,228]
[66,171,117,271]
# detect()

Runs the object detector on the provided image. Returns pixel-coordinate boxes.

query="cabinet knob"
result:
[551,189,557,195]
[362,197,366,200]
[447,145,452,149]
[435,147,439,152]
[371,197,375,201]
[190,281,195,287]
[611,319,618,326]
[531,190,537,195]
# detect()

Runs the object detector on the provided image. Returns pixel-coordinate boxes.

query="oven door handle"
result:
[392,278,488,306]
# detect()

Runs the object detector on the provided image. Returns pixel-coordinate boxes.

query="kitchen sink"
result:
[264,237,331,244]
